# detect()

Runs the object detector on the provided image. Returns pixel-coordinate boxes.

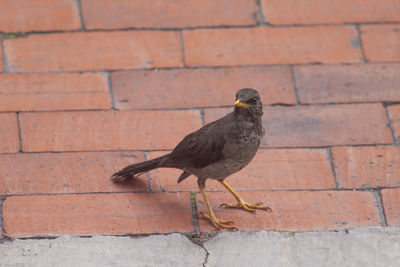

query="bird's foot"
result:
[220,200,272,213]
[199,212,237,231]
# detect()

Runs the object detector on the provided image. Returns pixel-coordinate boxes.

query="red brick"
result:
[0,113,19,153]
[19,110,202,152]
[183,26,362,66]
[332,146,400,189]
[0,152,147,195]
[112,67,295,110]
[388,105,400,143]
[3,193,193,237]
[196,191,380,231]
[382,188,400,226]
[0,73,110,111]
[294,64,400,104]
[361,25,400,62]
[149,148,335,192]
[0,0,81,32]
[81,0,257,29]
[261,0,400,25]
[4,31,182,72]
[204,104,392,147]
[0,42,2,71]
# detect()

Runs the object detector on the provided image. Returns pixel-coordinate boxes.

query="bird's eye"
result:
[247,98,257,105]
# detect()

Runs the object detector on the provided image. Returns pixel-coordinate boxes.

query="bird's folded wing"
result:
[167,120,227,169]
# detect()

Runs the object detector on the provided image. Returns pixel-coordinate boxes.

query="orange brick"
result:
[204,104,392,147]
[0,152,147,195]
[261,0,400,25]
[81,0,257,29]
[112,67,295,109]
[361,24,400,62]
[196,191,380,231]
[388,105,400,143]
[0,113,19,153]
[382,188,400,226]
[3,193,193,237]
[19,110,202,152]
[0,0,81,32]
[0,73,110,111]
[183,26,362,66]
[332,146,400,189]
[5,31,182,72]
[294,64,400,103]
[149,148,335,192]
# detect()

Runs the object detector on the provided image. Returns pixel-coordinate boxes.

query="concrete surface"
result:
[0,234,205,267]
[1,227,399,267]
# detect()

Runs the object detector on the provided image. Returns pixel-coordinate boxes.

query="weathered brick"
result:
[81,0,257,29]
[112,67,295,110]
[4,31,182,72]
[361,24,400,62]
[3,193,193,237]
[294,64,400,103]
[0,73,110,111]
[19,110,202,152]
[0,113,19,153]
[183,26,362,66]
[382,188,400,226]
[261,0,400,25]
[388,105,400,143]
[196,191,380,231]
[0,152,147,195]
[149,148,335,192]
[204,104,392,147]
[332,146,400,189]
[0,0,81,32]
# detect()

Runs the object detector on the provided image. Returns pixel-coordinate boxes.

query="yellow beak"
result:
[234,99,248,107]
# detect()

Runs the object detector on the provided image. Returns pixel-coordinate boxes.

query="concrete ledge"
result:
[1,227,399,267]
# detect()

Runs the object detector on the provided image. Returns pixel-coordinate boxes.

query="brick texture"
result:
[261,0,400,25]
[19,110,202,152]
[112,67,295,109]
[388,105,400,143]
[81,0,257,29]
[183,26,363,66]
[149,148,335,192]
[0,152,147,195]
[3,193,193,237]
[4,31,182,72]
[294,64,400,103]
[0,73,110,111]
[196,191,380,231]
[0,113,19,153]
[361,24,400,62]
[382,188,400,226]
[0,0,81,32]
[204,104,392,147]
[332,146,400,189]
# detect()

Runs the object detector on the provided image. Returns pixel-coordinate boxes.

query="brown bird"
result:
[111,88,271,230]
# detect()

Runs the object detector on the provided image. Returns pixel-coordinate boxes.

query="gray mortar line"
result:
[326,148,339,189]
[373,189,388,227]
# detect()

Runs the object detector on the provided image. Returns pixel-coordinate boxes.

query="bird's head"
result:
[234,88,263,117]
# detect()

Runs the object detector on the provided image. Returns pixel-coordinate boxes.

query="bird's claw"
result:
[220,200,272,213]
[199,212,237,231]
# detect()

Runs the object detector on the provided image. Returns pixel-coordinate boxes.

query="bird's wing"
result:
[167,115,229,169]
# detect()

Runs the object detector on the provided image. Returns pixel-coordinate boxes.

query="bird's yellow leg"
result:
[219,180,272,213]
[198,186,237,231]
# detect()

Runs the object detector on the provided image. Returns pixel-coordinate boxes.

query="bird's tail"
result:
[111,154,169,183]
